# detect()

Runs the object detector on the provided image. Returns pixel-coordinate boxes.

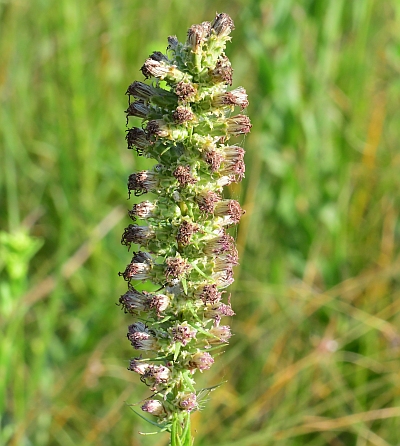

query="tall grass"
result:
[1,1,400,445]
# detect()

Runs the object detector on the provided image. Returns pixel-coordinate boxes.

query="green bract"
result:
[119,12,251,441]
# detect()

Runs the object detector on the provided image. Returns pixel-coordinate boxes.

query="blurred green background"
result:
[1,0,400,445]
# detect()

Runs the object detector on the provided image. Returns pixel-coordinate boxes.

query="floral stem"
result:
[119,12,250,443]
[171,411,193,446]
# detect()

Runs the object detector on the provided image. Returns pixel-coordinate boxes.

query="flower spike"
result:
[119,12,250,443]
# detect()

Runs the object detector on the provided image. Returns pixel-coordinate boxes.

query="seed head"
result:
[211,12,235,37]
[175,81,197,102]
[226,114,252,135]
[178,393,198,411]
[172,106,194,124]
[177,220,199,246]
[126,81,156,101]
[187,22,211,51]
[209,325,232,343]
[142,400,166,416]
[214,200,244,225]
[127,170,160,196]
[171,322,197,346]
[173,165,197,186]
[126,127,149,153]
[212,87,249,109]
[209,56,233,85]
[165,256,191,281]
[188,351,214,371]
[128,201,156,220]
[127,322,158,351]
[125,100,150,119]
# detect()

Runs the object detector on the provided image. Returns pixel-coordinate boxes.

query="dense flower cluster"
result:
[119,13,250,429]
